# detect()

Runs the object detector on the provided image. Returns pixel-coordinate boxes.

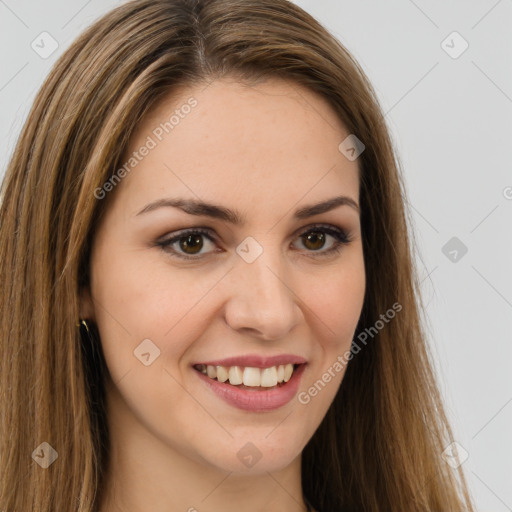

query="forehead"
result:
[112,77,360,220]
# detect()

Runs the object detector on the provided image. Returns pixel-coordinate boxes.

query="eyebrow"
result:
[135,195,359,224]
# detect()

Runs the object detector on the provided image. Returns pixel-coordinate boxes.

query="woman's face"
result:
[81,77,365,475]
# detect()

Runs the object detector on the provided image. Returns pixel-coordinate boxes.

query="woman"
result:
[0,0,475,510]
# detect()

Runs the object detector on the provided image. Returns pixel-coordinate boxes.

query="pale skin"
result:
[80,76,366,512]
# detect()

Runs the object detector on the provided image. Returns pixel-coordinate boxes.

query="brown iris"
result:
[302,231,325,251]
[179,234,204,254]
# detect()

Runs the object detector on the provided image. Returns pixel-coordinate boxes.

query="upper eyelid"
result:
[163,223,347,242]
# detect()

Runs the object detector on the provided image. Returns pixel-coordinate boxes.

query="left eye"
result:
[156,224,351,260]
[292,227,349,254]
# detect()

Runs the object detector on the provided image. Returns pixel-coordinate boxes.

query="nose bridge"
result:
[224,236,301,339]
[241,247,286,303]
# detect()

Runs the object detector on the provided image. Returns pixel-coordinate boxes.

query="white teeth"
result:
[216,365,229,382]
[283,363,293,382]
[228,366,243,385]
[243,367,261,386]
[260,366,278,387]
[198,363,299,388]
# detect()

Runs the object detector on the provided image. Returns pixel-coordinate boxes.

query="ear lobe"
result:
[79,285,96,321]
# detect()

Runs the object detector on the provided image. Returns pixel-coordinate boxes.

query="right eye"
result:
[156,228,220,260]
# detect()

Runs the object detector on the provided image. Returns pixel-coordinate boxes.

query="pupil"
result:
[304,231,325,250]
[180,234,203,254]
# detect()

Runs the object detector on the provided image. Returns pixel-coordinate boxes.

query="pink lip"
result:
[194,354,307,368]
[194,363,307,412]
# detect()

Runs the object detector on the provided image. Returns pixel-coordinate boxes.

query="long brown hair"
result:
[0,0,475,510]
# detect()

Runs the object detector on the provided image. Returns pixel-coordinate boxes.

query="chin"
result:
[195,430,307,475]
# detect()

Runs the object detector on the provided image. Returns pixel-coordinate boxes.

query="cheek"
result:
[303,260,366,350]
[90,250,222,442]
[295,254,365,408]
[90,247,226,373]
[293,268,365,436]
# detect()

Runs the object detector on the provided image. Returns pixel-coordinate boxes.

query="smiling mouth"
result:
[193,363,301,390]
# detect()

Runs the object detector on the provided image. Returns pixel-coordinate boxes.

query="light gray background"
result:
[0,1,511,510]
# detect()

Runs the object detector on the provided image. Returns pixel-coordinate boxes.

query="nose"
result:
[223,244,303,341]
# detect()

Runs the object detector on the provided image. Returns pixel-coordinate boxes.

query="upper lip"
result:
[193,354,307,368]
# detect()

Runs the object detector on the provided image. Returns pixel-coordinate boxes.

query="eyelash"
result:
[155,223,352,261]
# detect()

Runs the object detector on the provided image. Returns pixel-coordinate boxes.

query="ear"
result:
[79,285,96,321]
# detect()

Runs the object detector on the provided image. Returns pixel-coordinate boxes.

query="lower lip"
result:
[194,364,306,412]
